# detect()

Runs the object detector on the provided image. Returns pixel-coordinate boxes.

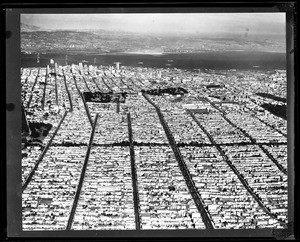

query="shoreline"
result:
[21,49,286,56]
[20,51,286,71]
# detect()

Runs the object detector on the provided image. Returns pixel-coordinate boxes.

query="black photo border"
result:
[3,1,297,240]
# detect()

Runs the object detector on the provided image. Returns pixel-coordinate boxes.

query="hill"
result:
[21,23,41,32]
[21,29,286,54]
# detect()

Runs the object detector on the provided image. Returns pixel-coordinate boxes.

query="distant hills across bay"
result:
[21,23,286,54]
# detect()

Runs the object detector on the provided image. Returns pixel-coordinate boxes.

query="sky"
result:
[21,13,286,36]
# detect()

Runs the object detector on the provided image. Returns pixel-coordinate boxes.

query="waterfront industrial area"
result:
[21,60,288,230]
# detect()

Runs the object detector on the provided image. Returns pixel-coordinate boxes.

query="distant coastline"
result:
[119,51,165,55]
[21,49,286,56]
[21,51,286,71]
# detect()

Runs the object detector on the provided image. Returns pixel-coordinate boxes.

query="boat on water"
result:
[166,64,171,66]
[138,62,143,64]
[253,65,260,68]
[167,60,174,62]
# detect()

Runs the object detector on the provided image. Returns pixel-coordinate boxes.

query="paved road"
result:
[26,75,39,108]
[127,112,141,230]
[72,76,93,126]
[205,97,287,175]
[189,111,286,226]
[22,111,68,192]
[143,93,215,229]
[66,114,98,230]
[62,71,73,112]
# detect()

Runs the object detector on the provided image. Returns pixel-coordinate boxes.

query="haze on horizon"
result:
[21,13,286,38]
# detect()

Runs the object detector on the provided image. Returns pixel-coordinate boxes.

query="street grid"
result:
[21,64,288,230]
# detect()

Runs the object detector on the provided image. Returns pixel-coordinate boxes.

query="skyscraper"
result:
[114,62,121,70]
[65,55,68,66]
[37,53,40,63]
